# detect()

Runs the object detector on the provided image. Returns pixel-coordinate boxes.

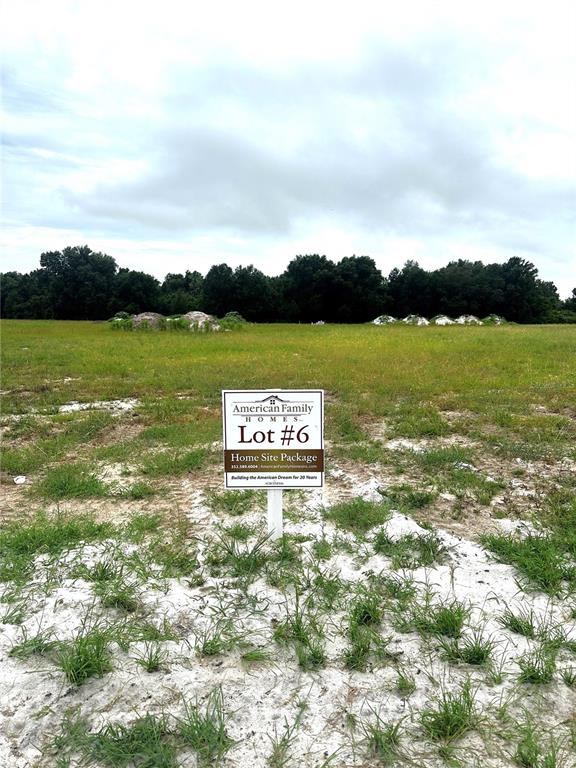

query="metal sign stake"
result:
[267,488,283,540]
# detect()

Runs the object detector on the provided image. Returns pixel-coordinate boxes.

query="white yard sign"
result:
[222,390,324,489]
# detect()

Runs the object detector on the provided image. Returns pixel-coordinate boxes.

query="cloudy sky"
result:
[2,0,575,296]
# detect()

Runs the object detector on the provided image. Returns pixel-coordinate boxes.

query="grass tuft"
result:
[205,531,268,581]
[55,621,113,686]
[373,530,448,569]
[517,644,557,684]
[9,627,58,659]
[420,680,478,744]
[497,606,537,638]
[481,532,575,596]
[362,715,402,764]
[139,448,207,477]
[410,595,469,639]
[439,630,495,666]
[34,463,109,499]
[323,498,391,535]
[133,641,168,673]
[273,591,325,670]
[177,688,234,766]
[90,714,176,768]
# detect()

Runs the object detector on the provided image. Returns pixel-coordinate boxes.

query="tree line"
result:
[1,245,575,323]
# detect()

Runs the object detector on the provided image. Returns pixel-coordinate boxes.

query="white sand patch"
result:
[495,518,539,536]
[385,437,428,451]
[59,398,139,413]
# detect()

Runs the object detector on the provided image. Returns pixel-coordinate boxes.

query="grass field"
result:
[1,320,576,767]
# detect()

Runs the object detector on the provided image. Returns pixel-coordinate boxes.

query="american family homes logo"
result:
[222,390,324,489]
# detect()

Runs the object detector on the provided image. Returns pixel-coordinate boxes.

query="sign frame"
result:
[222,389,324,490]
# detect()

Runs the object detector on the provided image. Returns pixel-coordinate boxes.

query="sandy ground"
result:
[1,462,575,767]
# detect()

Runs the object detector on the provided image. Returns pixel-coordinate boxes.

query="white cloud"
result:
[1,0,575,297]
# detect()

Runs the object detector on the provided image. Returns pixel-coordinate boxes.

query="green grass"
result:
[139,448,207,476]
[222,522,254,542]
[497,607,537,638]
[205,532,269,581]
[410,596,469,639]
[311,537,332,561]
[413,446,475,469]
[194,618,240,657]
[176,688,234,766]
[481,533,576,596]
[50,693,234,768]
[2,411,114,475]
[240,647,273,665]
[265,535,304,589]
[94,577,141,613]
[119,618,179,646]
[139,420,220,447]
[0,511,116,584]
[90,714,177,768]
[361,715,402,764]
[205,489,264,516]
[1,604,24,624]
[310,567,344,610]
[439,630,496,666]
[9,628,58,659]
[381,484,437,511]
[322,497,391,535]
[513,718,564,768]
[55,622,113,685]
[133,641,168,672]
[373,530,448,569]
[395,669,416,698]
[121,481,156,500]
[442,467,504,504]
[343,589,394,671]
[147,539,200,578]
[2,320,576,768]
[517,644,557,684]
[3,322,574,419]
[389,405,450,438]
[267,703,306,768]
[273,591,326,670]
[125,512,164,538]
[420,680,479,744]
[561,667,576,688]
[333,439,386,463]
[34,462,109,499]
[326,405,367,442]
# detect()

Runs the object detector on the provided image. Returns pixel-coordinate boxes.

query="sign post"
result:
[267,488,284,539]
[222,390,324,539]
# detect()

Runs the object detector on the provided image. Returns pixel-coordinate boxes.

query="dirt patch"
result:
[91,420,144,447]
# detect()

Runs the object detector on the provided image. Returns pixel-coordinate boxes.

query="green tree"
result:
[563,288,576,312]
[40,245,117,320]
[203,263,236,317]
[109,269,160,315]
[387,261,434,318]
[432,260,505,317]
[281,254,337,322]
[498,257,560,323]
[0,270,53,318]
[232,265,277,321]
[328,256,387,322]
[159,271,204,314]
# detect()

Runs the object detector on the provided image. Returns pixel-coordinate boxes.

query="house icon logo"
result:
[257,395,287,406]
